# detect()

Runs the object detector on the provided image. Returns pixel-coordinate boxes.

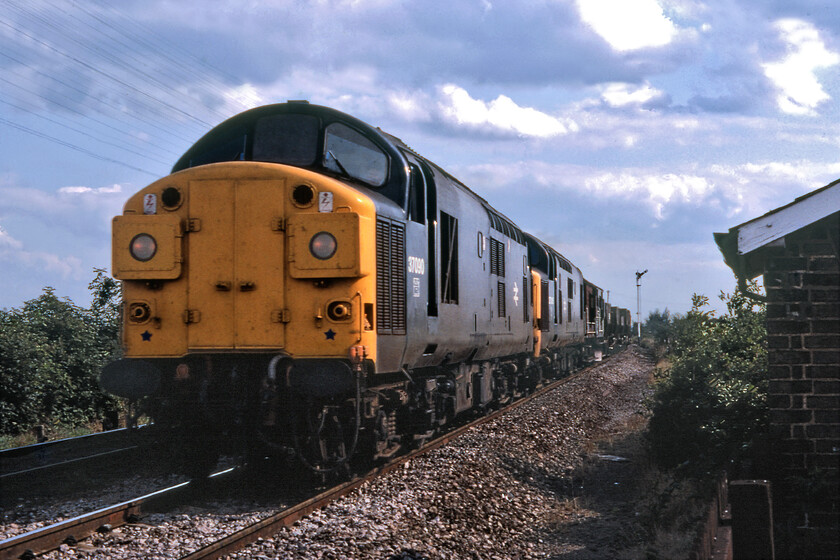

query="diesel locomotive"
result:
[100,102,631,474]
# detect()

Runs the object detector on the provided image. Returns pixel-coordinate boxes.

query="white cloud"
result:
[59,184,124,195]
[584,171,713,218]
[222,83,267,113]
[762,19,840,115]
[0,225,23,250]
[0,184,127,241]
[575,0,678,51]
[211,73,575,139]
[0,183,124,307]
[0,223,84,278]
[546,238,735,315]
[672,118,701,130]
[454,159,840,221]
[311,0,398,7]
[438,85,574,138]
[386,91,434,123]
[17,251,84,278]
[601,82,664,107]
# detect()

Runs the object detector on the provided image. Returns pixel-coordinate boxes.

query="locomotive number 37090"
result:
[408,256,425,275]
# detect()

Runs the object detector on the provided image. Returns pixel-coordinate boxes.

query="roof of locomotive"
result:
[168,102,608,301]
[173,102,529,245]
[170,102,412,207]
[172,102,400,172]
[378,128,527,245]
[523,232,579,276]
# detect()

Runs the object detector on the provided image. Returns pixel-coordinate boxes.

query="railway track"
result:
[0,428,141,483]
[0,468,235,560]
[181,363,595,560]
[1,354,619,559]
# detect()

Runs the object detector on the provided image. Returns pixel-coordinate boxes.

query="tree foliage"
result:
[0,269,122,434]
[644,308,675,345]
[646,287,768,478]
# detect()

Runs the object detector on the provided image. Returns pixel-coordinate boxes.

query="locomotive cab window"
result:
[323,123,388,186]
[406,160,426,224]
[440,211,459,304]
[253,114,319,165]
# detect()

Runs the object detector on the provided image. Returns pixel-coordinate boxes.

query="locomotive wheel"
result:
[372,408,402,460]
[295,402,355,474]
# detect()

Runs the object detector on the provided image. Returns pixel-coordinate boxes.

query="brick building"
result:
[716,179,839,558]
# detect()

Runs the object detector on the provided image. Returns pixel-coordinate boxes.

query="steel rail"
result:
[0,468,235,560]
[0,446,138,481]
[180,366,594,560]
[0,429,130,460]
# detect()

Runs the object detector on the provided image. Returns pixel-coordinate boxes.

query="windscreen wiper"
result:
[327,150,350,176]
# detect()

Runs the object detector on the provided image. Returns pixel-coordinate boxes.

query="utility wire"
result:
[2,2,214,127]
[0,0,257,176]
[0,116,159,176]
[19,0,231,123]
[0,96,172,166]
[90,0,247,93]
[0,18,215,129]
[0,49,202,148]
[64,0,242,111]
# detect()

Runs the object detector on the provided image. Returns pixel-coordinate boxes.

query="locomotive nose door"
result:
[186,179,286,350]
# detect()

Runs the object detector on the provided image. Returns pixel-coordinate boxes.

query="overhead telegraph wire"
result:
[0,51,201,152]
[89,0,248,96]
[0,116,158,176]
[0,0,256,175]
[0,18,215,129]
[0,96,172,167]
[15,0,232,124]
[63,0,244,115]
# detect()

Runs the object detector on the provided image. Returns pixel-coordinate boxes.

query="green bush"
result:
[646,288,768,478]
[0,269,122,435]
[644,308,675,345]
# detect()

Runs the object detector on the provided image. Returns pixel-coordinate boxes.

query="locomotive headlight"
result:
[309,232,337,260]
[129,233,157,262]
[327,300,352,321]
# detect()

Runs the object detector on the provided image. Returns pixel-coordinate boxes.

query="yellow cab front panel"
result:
[186,178,286,350]
[113,162,376,360]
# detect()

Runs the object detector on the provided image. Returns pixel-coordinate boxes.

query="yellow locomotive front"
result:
[112,163,376,364]
[101,103,406,474]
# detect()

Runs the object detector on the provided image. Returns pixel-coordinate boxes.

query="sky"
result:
[1,0,838,321]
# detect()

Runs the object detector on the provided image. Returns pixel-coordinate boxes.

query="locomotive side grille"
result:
[390,221,406,333]
[376,220,391,332]
[376,218,406,335]
[497,281,506,318]
[490,237,505,277]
